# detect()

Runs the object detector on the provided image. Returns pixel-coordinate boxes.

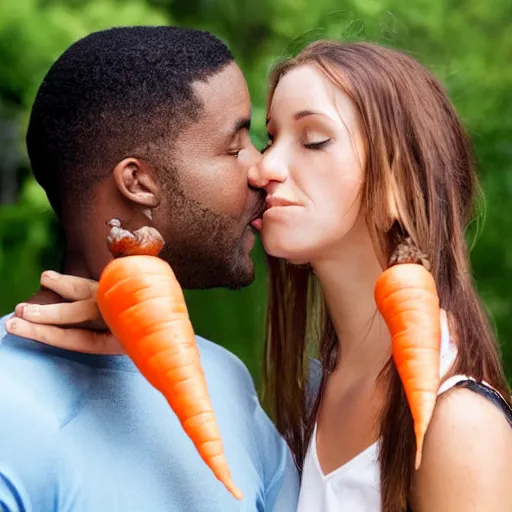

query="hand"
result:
[5,271,124,355]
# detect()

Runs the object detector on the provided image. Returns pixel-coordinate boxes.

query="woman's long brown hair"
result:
[262,41,511,512]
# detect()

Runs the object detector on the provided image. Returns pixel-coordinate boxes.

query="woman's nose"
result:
[248,151,287,189]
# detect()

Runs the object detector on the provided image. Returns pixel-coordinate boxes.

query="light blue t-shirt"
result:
[0,314,299,511]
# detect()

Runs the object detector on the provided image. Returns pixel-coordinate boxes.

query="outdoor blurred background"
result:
[1,0,511,388]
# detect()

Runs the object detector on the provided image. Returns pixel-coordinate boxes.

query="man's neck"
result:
[61,249,94,279]
[23,249,100,307]
[60,233,114,282]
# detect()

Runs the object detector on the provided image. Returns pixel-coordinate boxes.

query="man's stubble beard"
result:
[158,166,254,290]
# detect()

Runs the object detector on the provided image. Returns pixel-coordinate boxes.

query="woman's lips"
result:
[250,197,301,231]
[266,195,298,208]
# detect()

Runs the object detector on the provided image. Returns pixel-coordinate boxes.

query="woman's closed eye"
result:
[302,126,333,150]
[260,132,332,153]
[304,138,331,150]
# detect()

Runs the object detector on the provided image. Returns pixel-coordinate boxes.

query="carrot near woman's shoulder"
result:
[411,386,512,512]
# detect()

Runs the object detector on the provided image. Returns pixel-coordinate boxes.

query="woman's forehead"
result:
[268,65,360,131]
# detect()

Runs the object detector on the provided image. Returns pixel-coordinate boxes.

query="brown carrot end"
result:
[389,237,431,271]
[106,218,165,258]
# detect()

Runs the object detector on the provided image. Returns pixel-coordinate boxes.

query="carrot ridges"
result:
[96,219,243,499]
[375,260,441,470]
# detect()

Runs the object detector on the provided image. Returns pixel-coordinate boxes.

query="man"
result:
[0,26,298,511]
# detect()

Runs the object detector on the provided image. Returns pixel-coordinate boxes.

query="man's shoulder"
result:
[0,314,58,418]
[0,314,83,428]
[0,317,60,506]
[195,334,248,369]
[0,314,38,389]
[194,337,300,508]
[195,335,257,395]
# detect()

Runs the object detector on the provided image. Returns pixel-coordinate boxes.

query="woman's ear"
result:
[112,158,160,215]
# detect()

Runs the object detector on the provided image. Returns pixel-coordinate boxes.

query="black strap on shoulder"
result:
[407,380,511,512]
[454,379,512,427]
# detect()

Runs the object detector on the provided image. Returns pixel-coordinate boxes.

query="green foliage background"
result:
[1,0,511,386]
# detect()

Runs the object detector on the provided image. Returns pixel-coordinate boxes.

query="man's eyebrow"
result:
[228,117,251,138]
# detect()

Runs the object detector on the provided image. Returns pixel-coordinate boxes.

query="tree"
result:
[1,0,511,384]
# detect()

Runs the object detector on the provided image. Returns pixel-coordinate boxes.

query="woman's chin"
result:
[261,233,312,264]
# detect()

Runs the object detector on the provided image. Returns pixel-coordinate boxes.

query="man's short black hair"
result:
[26,26,234,216]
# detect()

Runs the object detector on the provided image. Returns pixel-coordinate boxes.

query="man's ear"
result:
[112,158,160,214]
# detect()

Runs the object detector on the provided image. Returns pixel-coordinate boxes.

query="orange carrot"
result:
[96,219,243,500]
[374,242,441,470]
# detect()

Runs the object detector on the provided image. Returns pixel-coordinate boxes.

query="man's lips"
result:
[249,200,266,232]
[249,196,300,231]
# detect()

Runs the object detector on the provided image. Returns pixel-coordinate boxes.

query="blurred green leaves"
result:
[0,0,511,385]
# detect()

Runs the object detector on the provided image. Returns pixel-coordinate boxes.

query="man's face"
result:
[154,62,265,289]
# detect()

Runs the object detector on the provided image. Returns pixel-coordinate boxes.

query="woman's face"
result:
[256,64,366,264]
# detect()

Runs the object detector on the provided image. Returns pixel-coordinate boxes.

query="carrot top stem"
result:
[388,237,431,270]
[106,218,165,258]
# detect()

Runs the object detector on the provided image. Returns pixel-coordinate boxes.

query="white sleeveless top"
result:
[296,314,479,512]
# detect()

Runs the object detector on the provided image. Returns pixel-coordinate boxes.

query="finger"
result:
[16,299,101,326]
[5,318,124,355]
[39,271,98,301]
[17,289,63,309]
[14,303,27,317]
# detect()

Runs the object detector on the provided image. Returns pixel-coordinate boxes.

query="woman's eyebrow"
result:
[266,109,325,127]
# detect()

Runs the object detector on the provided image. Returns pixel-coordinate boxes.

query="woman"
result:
[7,41,512,510]
[252,41,512,511]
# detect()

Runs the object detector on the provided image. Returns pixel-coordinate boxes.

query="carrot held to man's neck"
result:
[96,218,243,500]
